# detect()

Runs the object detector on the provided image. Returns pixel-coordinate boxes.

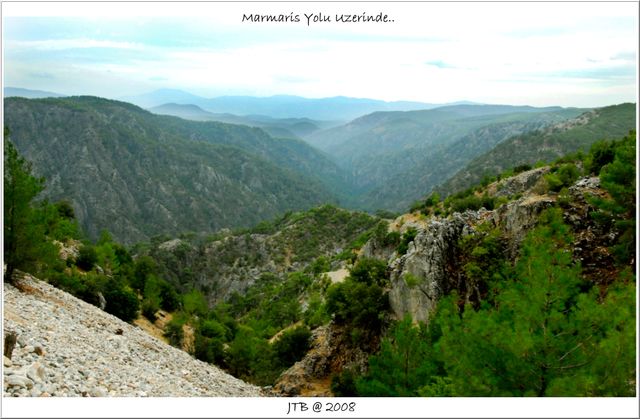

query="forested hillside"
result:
[306,104,586,210]
[149,103,337,139]
[4,97,352,244]
[438,103,636,196]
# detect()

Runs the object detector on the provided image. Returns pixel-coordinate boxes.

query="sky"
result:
[2,1,638,107]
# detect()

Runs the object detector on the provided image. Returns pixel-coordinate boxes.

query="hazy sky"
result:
[3,2,638,107]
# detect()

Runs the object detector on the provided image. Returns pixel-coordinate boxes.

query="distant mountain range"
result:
[4,87,66,99]
[122,88,475,120]
[7,86,478,123]
[149,103,340,139]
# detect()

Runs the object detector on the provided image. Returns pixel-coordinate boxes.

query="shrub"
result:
[331,368,359,396]
[158,280,180,311]
[557,163,580,186]
[303,292,329,328]
[103,283,139,322]
[545,163,580,192]
[76,245,98,271]
[183,289,208,317]
[131,256,156,291]
[397,228,417,256]
[586,140,616,175]
[326,279,388,331]
[403,272,421,288]
[513,164,532,174]
[164,316,186,348]
[349,258,389,286]
[193,333,225,365]
[273,326,312,367]
[200,319,227,339]
[141,299,159,321]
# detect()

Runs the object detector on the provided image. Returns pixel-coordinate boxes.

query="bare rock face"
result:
[489,194,556,258]
[491,167,550,198]
[384,174,610,325]
[388,215,472,323]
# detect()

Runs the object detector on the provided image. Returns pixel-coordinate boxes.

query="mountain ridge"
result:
[3,96,350,244]
[436,102,636,197]
[122,89,467,120]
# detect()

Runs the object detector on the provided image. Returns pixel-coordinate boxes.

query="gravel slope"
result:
[2,275,262,397]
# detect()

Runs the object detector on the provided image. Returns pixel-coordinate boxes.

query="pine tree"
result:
[3,134,47,283]
[356,315,437,396]
[434,208,636,396]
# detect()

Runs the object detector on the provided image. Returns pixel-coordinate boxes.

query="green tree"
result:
[272,326,312,367]
[591,132,636,264]
[349,258,389,286]
[183,289,208,317]
[3,138,51,283]
[76,245,98,271]
[141,274,162,320]
[585,139,616,175]
[164,316,186,348]
[132,255,157,291]
[433,208,636,396]
[103,281,140,323]
[356,316,437,396]
[326,279,388,332]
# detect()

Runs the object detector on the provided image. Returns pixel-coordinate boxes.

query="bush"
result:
[158,280,180,311]
[350,258,389,286]
[76,245,98,271]
[303,293,329,328]
[141,299,159,321]
[326,280,388,331]
[103,283,139,322]
[586,140,616,175]
[396,228,417,256]
[331,368,359,396]
[131,256,156,291]
[47,270,87,298]
[183,289,208,317]
[273,326,312,367]
[545,163,580,192]
[403,272,421,288]
[513,164,532,174]
[557,163,580,186]
[164,316,186,348]
[200,319,227,339]
[193,333,225,365]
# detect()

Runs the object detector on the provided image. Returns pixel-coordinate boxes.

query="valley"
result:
[2,90,637,398]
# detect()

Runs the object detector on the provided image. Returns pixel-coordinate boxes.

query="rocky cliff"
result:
[387,169,614,323]
[3,274,262,397]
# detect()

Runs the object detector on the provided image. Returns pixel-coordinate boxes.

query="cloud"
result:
[424,60,456,69]
[28,71,55,79]
[610,51,636,61]
[2,2,637,107]
[272,74,315,84]
[7,38,142,51]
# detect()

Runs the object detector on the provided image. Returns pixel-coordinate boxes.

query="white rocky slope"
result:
[2,275,262,397]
